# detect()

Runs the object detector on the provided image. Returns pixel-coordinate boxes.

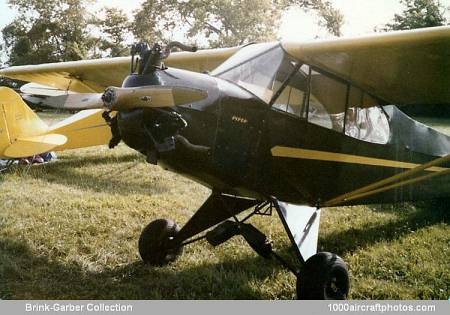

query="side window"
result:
[272,64,308,118]
[309,70,347,131]
[345,87,390,144]
[270,62,390,145]
[308,93,333,129]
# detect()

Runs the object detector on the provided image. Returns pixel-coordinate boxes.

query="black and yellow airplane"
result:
[1,26,449,299]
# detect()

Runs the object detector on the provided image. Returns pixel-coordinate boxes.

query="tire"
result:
[297,252,349,300]
[138,219,183,266]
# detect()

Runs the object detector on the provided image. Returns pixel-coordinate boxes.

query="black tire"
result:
[138,219,183,266]
[297,252,349,300]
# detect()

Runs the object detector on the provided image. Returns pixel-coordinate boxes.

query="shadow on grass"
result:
[0,237,285,299]
[0,201,447,299]
[3,154,171,196]
[319,201,449,255]
[53,153,142,168]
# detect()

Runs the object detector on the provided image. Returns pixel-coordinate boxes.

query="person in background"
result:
[19,152,57,165]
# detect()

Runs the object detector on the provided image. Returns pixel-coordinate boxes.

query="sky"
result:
[0,0,449,59]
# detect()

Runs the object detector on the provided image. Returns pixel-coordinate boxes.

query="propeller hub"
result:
[102,88,117,110]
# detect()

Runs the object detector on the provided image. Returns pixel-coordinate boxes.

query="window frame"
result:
[270,61,391,143]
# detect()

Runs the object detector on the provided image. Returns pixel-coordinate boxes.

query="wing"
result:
[282,26,450,106]
[0,46,241,93]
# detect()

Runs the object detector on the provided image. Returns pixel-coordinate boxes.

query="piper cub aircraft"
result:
[1,26,449,299]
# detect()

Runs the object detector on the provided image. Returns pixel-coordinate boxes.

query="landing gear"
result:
[138,219,183,266]
[136,195,350,299]
[297,252,349,300]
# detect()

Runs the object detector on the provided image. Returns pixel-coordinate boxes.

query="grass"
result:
[0,114,449,300]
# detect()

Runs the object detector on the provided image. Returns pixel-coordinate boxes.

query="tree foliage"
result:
[132,0,177,43]
[290,0,344,37]
[2,0,344,65]
[2,0,99,66]
[132,0,343,47]
[98,7,131,57]
[383,0,447,31]
[176,0,283,47]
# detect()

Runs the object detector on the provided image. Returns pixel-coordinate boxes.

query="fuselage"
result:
[116,44,450,207]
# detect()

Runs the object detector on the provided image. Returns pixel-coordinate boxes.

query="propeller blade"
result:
[24,86,208,111]
[102,86,208,111]
[40,93,104,110]
[20,82,68,96]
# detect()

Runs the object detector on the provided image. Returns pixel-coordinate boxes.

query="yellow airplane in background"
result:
[0,87,111,159]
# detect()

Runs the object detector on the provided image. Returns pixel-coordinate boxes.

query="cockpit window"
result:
[213,43,390,145]
[212,43,288,103]
[344,88,390,144]
[308,70,347,131]
[305,70,390,144]
[272,64,308,117]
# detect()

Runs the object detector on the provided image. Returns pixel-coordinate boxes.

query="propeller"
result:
[41,86,208,111]
[34,41,205,111]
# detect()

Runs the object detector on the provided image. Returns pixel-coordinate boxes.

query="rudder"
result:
[0,87,49,158]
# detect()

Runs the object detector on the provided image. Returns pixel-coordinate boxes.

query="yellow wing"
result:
[0,87,111,159]
[0,46,241,93]
[282,26,450,106]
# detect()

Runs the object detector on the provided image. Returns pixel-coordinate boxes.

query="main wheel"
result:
[138,219,183,266]
[297,252,349,300]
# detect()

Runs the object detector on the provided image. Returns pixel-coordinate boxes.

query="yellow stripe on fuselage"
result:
[270,146,447,172]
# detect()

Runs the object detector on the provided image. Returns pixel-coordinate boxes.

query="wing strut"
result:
[323,153,450,207]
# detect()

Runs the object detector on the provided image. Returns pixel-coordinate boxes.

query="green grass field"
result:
[0,115,449,299]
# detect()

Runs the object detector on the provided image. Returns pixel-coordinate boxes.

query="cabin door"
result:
[212,100,266,184]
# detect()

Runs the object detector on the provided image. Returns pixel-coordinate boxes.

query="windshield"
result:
[212,43,297,103]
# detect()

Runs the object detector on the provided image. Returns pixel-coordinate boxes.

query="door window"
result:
[271,64,309,118]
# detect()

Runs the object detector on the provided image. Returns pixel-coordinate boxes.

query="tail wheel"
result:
[297,252,349,300]
[138,218,183,266]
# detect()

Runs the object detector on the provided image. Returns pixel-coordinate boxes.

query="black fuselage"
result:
[117,68,450,207]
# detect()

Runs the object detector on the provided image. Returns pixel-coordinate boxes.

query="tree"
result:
[176,0,284,47]
[98,7,132,57]
[298,0,344,37]
[132,0,343,48]
[132,0,177,44]
[2,0,100,66]
[383,0,447,31]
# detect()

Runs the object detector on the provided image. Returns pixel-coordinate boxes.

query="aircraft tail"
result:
[0,87,67,158]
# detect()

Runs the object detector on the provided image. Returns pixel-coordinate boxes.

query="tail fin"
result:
[0,87,66,158]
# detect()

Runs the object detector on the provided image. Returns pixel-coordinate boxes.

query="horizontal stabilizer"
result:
[4,134,67,158]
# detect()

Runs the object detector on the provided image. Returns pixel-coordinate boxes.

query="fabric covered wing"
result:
[0,46,241,93]
[282,26,450,106]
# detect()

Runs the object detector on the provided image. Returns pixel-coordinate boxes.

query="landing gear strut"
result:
[137,194,350,299]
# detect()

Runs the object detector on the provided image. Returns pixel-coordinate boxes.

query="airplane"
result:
[0,27,449,299]
[0,86,112,160]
